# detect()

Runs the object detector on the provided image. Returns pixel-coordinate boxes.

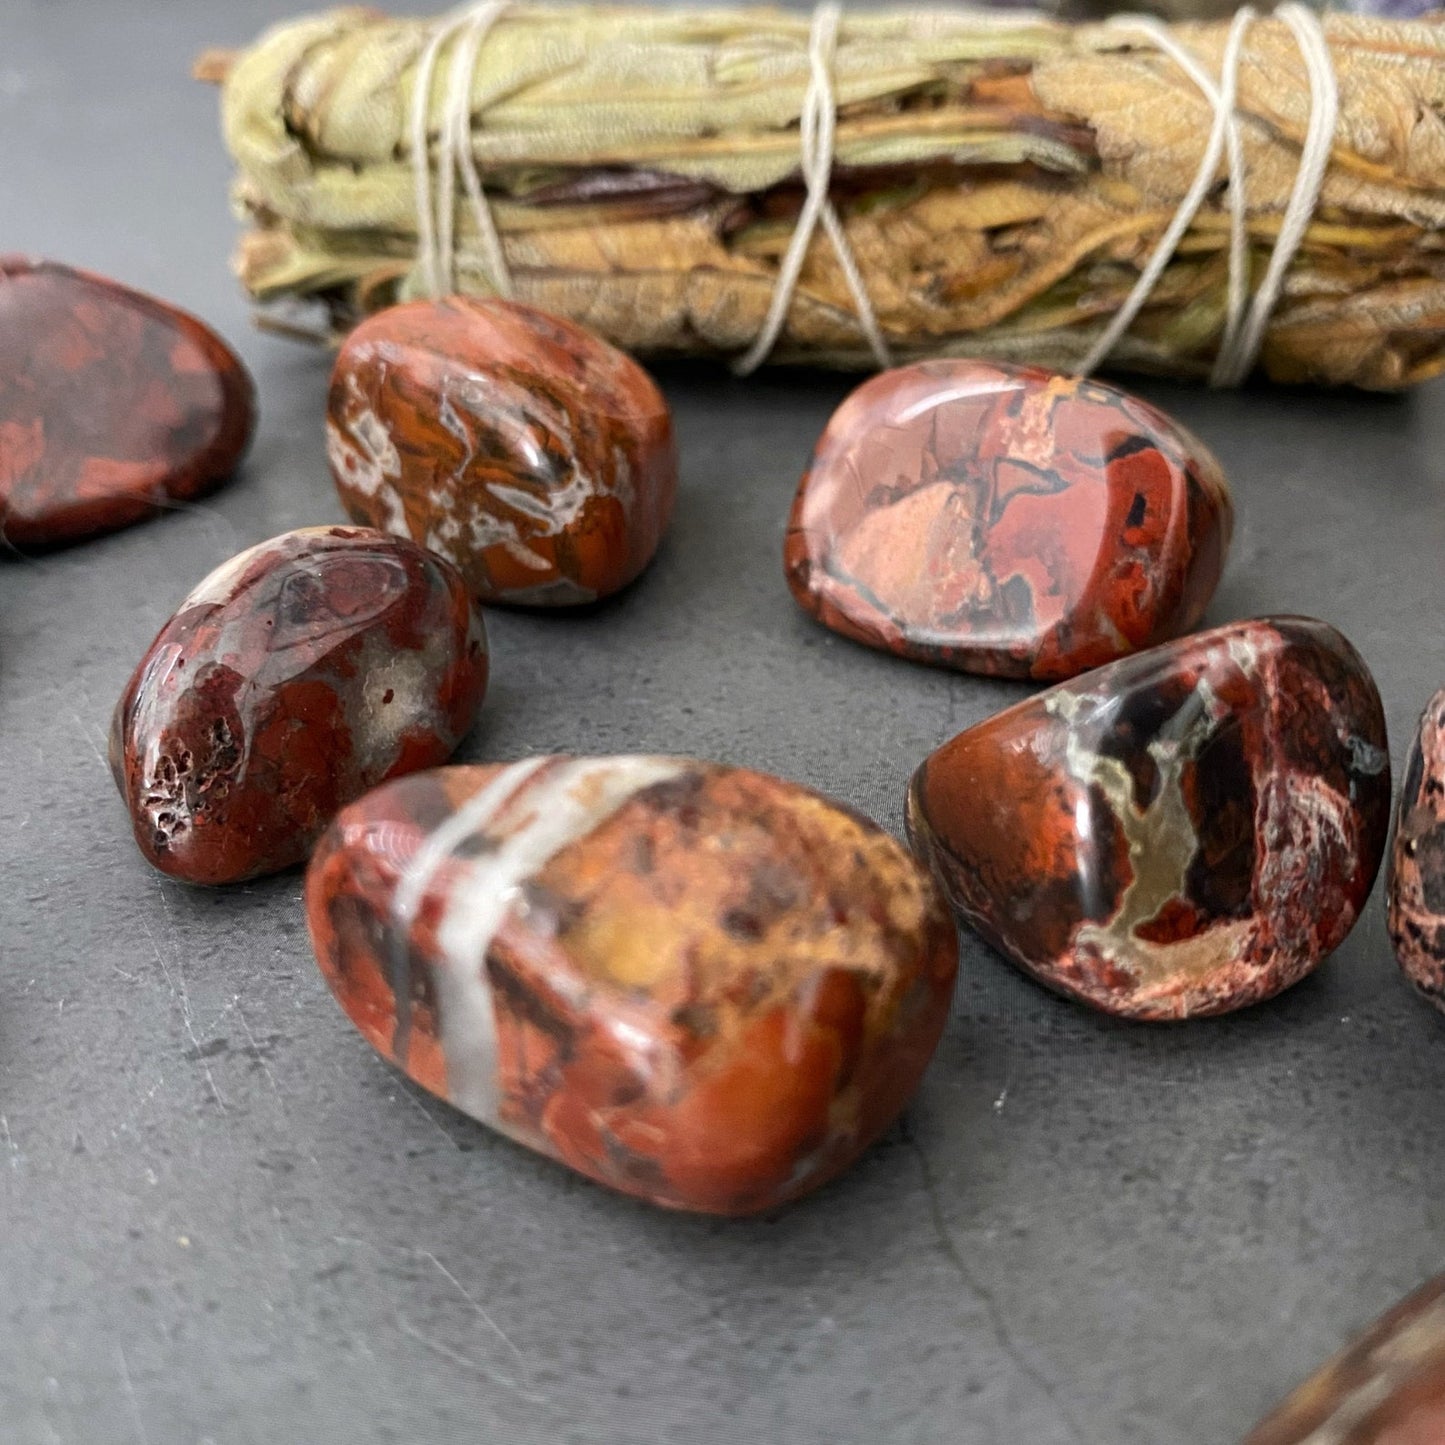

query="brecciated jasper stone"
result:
[111,526,487,886]
[1388,688,1445,1010]
[1244,1274,1445,1444]
[326,297,677,606]
[0,257,255,548]
[785,360,1233,680]
[907,617,1390,1021]
[306,756,959,1214]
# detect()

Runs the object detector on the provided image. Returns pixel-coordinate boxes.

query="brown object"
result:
[306,755,959,1214]
[0,257,255,549]
[785,359,1232,680]
[111,526,487,885]
[1244,1274,1445,1444]
[327,296,677,606]
[1387,687,1445,1009]
[907,617,1391,1020]
[208,7,1445,389]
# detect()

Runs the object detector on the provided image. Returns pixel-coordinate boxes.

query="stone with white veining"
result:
[908,616,1390,1020]
[327,297,677,606]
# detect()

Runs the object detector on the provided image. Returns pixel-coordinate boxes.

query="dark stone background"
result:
[4,3,1443,1441]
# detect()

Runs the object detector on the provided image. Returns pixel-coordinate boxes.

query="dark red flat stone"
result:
[907,616,1390,1020]
[785,360,1233,680]
[1387,688,1445,1008]
[306,755,958,1214]
[111,526,487,886]
[1244,1273,1445,1444]
[327,297,676,606]
[0,257,255,549]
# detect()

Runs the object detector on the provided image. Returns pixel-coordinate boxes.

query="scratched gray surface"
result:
[4,2,1445,1442]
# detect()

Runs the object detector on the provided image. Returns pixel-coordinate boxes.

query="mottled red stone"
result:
[326,297,676,606]
[1245,1274,1445,1445]
[111,526,487,886]
[306,755,959,1214]
[907,617,1390,1020]
[0,257,255,549]
[1387,689,1445,1009]
[785,360,1233,681]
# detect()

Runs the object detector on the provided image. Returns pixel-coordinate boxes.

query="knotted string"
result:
[409,0,514,299]
[733,1,892,374]
[1081,2,1339,385]
[406,1,1338,386]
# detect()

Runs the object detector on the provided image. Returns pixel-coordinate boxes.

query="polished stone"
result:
[786,360,1233,680]
[907,617,1391,1020]
[0,256,255,548]
[111,525,487,885]
[1388,687,1445,1010]
[306,755,959,1214]
[1244,1273,1445,1444]
[327,297,677,606]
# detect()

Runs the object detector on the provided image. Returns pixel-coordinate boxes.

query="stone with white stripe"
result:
[306,754,958,1214]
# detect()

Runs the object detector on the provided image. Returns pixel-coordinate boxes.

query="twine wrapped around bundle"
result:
[205,4,1445,388]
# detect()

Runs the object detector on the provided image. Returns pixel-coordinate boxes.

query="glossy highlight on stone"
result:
[306,755,959,1214]
[907,617,1390,1021]
[112,526,487,886]
[0,257,255,549]
[1244,1274,1445,1445]
[785,360,1233,680]
[1387,688,1445,1010]
[327,297,677,606]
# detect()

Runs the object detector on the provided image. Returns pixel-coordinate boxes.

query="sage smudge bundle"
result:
[205,5,1445,388]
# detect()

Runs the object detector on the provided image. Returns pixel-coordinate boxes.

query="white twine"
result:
[405,1,1336,384]
[1214,3,1339,385]
[1080,1,1339,386]
[733,1,893,374]
[409,0,514,299]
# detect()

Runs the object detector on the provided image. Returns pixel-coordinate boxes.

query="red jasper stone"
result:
[111,526,487,886]
[1387,689,1445,1009]
[907,617,1390,1020]
[785,360,1233,681]
[326,297,676,606]
[1245,1274,1445,1445]
[306,755,958,1214]
[0,257,255,549]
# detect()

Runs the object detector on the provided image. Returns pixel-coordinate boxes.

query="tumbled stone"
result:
[907,617,1390,1020]
[0,257,255,548]
[111,526,487,886]
[1388,688,1445,1009]
[306,755,959,1214]
[785,360,1233,680]
[1244,1274,1445,1444]
[326,297,676,606]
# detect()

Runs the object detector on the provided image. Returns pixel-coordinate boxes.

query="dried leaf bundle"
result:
[210,5,1445,388]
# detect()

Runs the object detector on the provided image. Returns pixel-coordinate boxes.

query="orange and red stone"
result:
[0,257,255,549]
[1387,688,1445,1009]
[1245,1274,1445,1445]
[907,617,1390,1020]
[327,297,677,606]
[306,755,959,1214]
[786,360,1233,680]
[112,526,487,886]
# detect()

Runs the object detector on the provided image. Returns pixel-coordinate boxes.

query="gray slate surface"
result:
[4,3,1445,1442]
